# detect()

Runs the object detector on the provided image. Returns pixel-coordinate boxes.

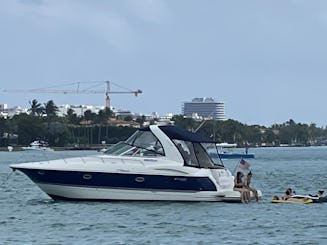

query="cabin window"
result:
[173,140,199,167]
[202,143,224,167]
[193,143,216,168]
[173,140,218,168]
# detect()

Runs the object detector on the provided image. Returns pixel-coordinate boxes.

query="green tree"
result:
[44,100,59,117]
[262,128,278,145]
[96,109,109,124]
[124,115,133,121]
[66,108,80,124]
[104,107,114,118]
[136,115,146,127]
[28,99,44,116]
[83,109,97,123]
[173,114,198,131]
[13,114,45,145]
[44,121,69,146]
[0,118,6,135]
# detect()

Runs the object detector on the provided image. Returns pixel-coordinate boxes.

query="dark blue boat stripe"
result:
[17,169,217,192]
[40,183,201,193]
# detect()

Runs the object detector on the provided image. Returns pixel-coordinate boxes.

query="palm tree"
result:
[96,109,108,124]
[104,107,114,118]
[28,99,44,116]
[83,109,96,123]
[44,100,59,117]
[66,108,80,124]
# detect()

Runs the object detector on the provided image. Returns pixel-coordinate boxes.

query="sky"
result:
[1,0,327,127]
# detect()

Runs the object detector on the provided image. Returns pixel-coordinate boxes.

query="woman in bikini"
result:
[234,171,250,203]
[244,171,259,202]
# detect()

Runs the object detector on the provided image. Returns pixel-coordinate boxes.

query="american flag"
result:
[239,159,250,169]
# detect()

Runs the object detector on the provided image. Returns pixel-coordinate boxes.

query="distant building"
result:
[0,104,27,119]
[0,104,8,110]
[0,102,177,126]
[57,104,105,117]
[182,98,226,120]
[114,109,134,120]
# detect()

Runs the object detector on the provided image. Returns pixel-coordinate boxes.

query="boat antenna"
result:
[193,110,216,133]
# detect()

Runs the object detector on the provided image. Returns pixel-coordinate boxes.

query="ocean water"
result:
[0,147,327,244]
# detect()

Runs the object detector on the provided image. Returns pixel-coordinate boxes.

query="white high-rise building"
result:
[182,98,226,120]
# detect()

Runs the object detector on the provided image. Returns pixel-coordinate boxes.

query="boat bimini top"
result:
[104,125,224,169]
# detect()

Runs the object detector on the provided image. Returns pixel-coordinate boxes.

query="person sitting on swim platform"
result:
[244,171,259,202]
[233,171,250,203]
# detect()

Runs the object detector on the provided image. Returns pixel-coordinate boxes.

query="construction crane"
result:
[2,81,142,109]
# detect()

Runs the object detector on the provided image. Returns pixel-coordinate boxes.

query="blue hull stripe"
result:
[17,168,217,192]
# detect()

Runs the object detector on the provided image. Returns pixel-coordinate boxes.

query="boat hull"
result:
[16,168,216,190]
[12,167,253,202]
[13,168,230,201]
[39,183,226,202]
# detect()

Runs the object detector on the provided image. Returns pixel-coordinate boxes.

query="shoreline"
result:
[0,146,105,152]
[1,144,326,152]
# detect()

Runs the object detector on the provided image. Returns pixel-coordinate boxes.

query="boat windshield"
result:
[173,140,224,169]
[104,130,164,157]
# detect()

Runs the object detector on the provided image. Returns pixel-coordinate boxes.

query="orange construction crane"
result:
[2,81,142,109]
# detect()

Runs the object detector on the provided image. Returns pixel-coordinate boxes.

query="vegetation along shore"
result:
[1,100,327,150]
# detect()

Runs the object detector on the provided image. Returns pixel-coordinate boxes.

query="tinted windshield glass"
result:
[104,142,134,155]
[103,142,137,156]
[174,140,199,167]
[173,140,224,168]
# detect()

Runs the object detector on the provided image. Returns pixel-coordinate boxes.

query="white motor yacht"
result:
[11,125,261,202]
[22,140,54,151]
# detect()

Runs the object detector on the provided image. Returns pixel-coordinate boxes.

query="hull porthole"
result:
[83,174,92,180]
[135,177,145,183]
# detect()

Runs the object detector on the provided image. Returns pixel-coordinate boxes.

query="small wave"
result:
[79,226,93,231]
[303,224,327,229]
[26,198,55,205]
[50,223,65,228]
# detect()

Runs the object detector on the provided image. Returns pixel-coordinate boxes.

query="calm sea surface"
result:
[1,147,327,244]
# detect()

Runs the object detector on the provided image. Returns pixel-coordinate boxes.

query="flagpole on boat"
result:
[232,159,241,175]
[232,158,251,175]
